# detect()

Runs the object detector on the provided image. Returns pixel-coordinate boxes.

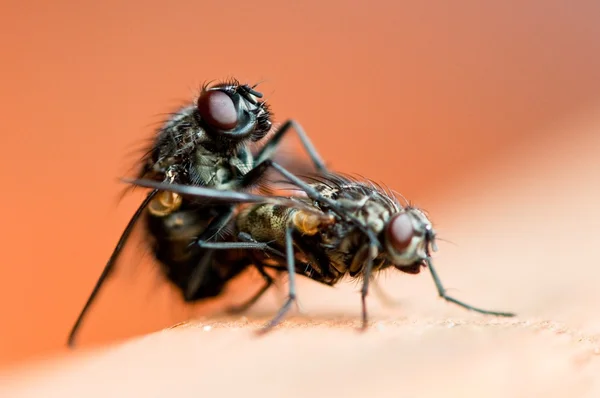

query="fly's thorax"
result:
[310,179,400,235]
[153,105,211,162]
[306,177,435,276]
[344,196,394,234]
[295,180,400,276]
[191,144,254,189]
[137,104,210,186]
[323,225,378,277]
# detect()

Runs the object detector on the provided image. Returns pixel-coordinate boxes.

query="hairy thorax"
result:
[312,181,400,279]
[191,144,253,190]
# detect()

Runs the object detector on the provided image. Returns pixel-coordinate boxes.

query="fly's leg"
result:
[359,242,378,331]
[194,232,288,315]
[255,119,328,172]
[189,234,284,303]
[221,232,292,315]
[272,270,307,315]
[425,258,515,317]
[195,234,285,258]
[256,223,298,334]
[123,178,275,204]
[257,268,307,316]
[259,258,319,317]
[186,207,284,299]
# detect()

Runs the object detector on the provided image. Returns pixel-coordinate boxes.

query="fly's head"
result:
[136,79,273,217]
[143,80,272,178]
[382,207,437,274]
[197,80,272,145]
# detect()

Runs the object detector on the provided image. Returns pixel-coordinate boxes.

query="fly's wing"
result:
[67,188,180,347]
[67,187,224,347]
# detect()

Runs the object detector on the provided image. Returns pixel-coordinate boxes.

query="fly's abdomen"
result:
[236,204,294,246]
[147,209,209,262]
[145,208,234,300]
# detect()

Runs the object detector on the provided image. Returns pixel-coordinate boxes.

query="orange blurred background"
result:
[2,0,600,368]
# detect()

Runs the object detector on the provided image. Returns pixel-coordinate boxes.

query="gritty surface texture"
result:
[2,316,600,397]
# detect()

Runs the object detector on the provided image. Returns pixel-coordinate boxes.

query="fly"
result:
[127,168,516,333]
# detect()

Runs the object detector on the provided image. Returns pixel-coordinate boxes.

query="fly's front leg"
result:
[255,119,328,172]
[425,258,515,317]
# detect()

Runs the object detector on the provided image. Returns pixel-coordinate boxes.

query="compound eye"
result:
[197,90,238,130]
[387,213,414,252]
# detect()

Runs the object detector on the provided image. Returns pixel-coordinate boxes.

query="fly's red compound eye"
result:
[197,90,238,130]
[387,213,414,252]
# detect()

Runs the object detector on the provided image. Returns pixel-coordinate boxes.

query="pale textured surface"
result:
[1,110,600,397]
[1,318,599,397]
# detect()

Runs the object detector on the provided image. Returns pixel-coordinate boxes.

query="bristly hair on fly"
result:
[265,170,412,214]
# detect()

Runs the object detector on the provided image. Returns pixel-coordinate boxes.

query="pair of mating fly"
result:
[67,79,515,346]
